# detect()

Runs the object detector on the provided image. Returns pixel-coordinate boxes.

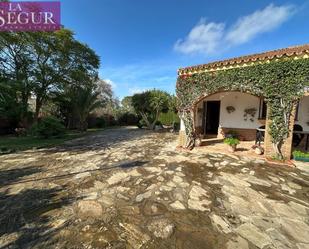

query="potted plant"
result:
[224,137,240,152]
[292,150,309,162]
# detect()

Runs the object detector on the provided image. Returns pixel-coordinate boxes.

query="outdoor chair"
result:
[255,125,265,145]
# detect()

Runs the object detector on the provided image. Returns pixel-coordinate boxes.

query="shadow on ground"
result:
[0,184,77,249]
[0,166,42,188]
[44,127,149,154]
[1,160,149,187]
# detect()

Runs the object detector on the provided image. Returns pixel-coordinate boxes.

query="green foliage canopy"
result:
[131,89,170,130]
[0,29,100,128]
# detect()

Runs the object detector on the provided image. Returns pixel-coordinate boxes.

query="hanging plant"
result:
[226,106,235,114]
[176,58,309,159]
[244,108,257,122]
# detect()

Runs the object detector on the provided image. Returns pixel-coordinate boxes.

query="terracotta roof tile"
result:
[178,44,309,75]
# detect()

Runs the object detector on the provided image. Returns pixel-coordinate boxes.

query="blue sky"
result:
[60,0,309,99]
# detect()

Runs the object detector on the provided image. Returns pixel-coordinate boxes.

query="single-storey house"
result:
[176,44,309,160]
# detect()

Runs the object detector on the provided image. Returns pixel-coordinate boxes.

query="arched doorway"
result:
[292,95,309,153]
[193,91,265,141]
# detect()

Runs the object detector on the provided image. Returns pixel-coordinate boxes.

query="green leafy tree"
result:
[0,32,33,125]
[121,96,135,113]
[55,79,103,131]
[74,86,102,131]
[0,30,100,129]
[169,95,178,113]
[27,29,100,122]
[0,80,23,128]
[131,89,170,130]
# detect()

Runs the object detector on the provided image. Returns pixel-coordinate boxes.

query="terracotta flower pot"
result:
[254,146,264,155]
[228,144,237,153]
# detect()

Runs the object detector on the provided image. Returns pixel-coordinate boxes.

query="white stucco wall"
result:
[295,96,309,132]
[195,92,262,130]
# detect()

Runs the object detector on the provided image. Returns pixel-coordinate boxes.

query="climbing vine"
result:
[180,110,195,149]
[176,58,309,158]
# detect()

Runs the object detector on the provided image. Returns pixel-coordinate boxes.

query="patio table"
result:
[256,128,309,150]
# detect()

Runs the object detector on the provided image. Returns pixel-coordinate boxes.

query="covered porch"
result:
[176,44,309,160]
[191,91,267,157]
[183,91,309,159]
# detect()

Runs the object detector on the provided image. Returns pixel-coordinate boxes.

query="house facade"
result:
[177,44,309,159]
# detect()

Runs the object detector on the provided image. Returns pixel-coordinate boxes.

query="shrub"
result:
[292,150,309,159]
[31,116,65,138]
[158,111,179,126]
[155,120,162,126]
[87,115,106,128]
[102,114,117,126]
[96,117,106,128]
[137,119,146,129]
[224,137,240,146]
[117,112,139,126]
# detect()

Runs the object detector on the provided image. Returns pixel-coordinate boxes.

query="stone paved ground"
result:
[0,127,309,249]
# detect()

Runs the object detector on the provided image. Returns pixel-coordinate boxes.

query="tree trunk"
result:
[139,112,152,129]
[78,114,88,132]
[34,97,42,123]
[150,110,160,130]
[272,141,283,159]
[20,91,29,127]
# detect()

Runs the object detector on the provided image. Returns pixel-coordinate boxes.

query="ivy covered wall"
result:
[176,58,309,158]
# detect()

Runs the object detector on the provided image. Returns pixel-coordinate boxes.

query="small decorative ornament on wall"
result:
[226,106,235,114]
[244,108,257,122]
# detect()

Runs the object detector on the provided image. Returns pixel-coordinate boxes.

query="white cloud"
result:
[103,78,117,89]
[128,87,148,95]
[174,4,295,56]
[226,4,294,45]
[174,19,225,55]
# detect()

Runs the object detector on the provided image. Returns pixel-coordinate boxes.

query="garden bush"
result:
[137,119,146,129]
[292,150,309,159]
[158,111,179,126]
[117,112,139,126]
[31,116,65,138]
[224,137,240,146]
[155,120,162,126]
[102,114,117,126]
[87,115,106,128]
[96,117,106,128]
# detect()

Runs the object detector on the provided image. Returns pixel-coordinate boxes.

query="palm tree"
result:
[54,85,102,131]
[74,86,102,131]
